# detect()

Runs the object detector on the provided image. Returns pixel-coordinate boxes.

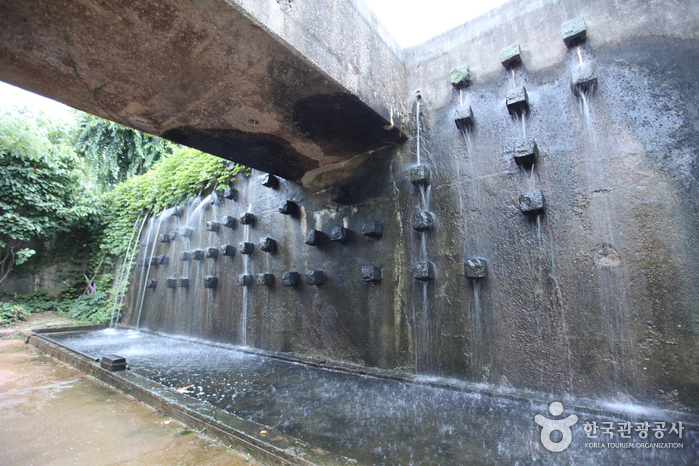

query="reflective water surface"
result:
[50,330,697,465]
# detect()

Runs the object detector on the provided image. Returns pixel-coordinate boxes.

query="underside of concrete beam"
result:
[0,0,406,180]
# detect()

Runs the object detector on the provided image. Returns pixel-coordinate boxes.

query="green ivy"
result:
[98,145,248,257]
[68,291,110,323]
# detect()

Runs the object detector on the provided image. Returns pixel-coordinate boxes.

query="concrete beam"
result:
[0,0,406,180]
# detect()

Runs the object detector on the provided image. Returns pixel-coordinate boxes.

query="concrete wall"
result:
[119,0,699,412]
[232,0,407,125]
[128,163,402,368]
[0,237,91,298]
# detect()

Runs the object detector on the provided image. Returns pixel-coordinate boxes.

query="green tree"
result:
[0,110,98,285]
[74,115,171,190]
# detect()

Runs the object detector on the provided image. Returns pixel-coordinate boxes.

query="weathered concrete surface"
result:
[0,236,91,298]
[3,0,698,415]
[0,0,405,180]
[130,163,403,369]
[399,0,699,410]
[0,339,260,465]
[404,0,699,108]
[232,0,406,127]
[127,0,699,413]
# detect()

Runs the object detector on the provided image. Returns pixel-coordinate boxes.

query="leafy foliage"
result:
[0,302,29,326]
[0,110,99,285]
[0,291,59,326]
[75,115,171,190]
[2,108,247,325]
[0,291,110,326]
[99,145,248,257]
[68,291,110,323]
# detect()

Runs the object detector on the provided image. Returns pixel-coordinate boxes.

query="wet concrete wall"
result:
[128,160,403,369]
[127,0,699,412]
[398,0,699,411]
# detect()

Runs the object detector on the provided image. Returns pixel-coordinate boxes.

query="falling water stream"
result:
[574,47,636,391]
[109,213,143,328]
[135,214,166,330]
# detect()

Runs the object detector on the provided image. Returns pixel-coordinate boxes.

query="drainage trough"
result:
[23,327,699,465]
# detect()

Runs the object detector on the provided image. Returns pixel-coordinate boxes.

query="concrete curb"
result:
[24,331,360,466]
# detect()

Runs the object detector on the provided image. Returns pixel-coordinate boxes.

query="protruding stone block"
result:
[450,65,471,88]
[410,165,430,187]
[259,237,277,252]
[500,42,522,68]
[204,276,218,289]
[220,244,236,257]
[192,249,205,260]
[513,139,539,167]
[255,273,274,286]
[240,212,255,226]
[223,187,238,200]
[331,186,350,204]
[507,85,529,115]
[101,355,126,372]
[180,251,192,261]
[411,211,434,232]
[454,105,474,131]
[146,279,157,289]
[519,190,546,215]
[221,216,237,228]
[571,62,598,95]
[330,226,350,244]
[305,229,324,246]
[412,261,435,281]
[205,247,219,259]
[237,274,252,286]
[305,270,324,286]
[158,233,170,243]
[261,173,279,188]
[561,16,587,45]
[282,271,300,287]
[464,258,488,279]
[209,193,220,206]
[239,242,254,255]
[279,200,298,215]
[362,219,383,239]
[166,277,178,288]
[361,265,382,283]
[178,278,190,288]
[172,206,185,218]
[206,221,220,232]
[169,231,179,241]
[140,240,153,248]
[157,255,169,265]
[181,227,193,238]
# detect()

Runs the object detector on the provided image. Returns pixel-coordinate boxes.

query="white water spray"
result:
[109,213,145,328]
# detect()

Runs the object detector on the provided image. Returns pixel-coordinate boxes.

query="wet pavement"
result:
[0,339,261,466]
